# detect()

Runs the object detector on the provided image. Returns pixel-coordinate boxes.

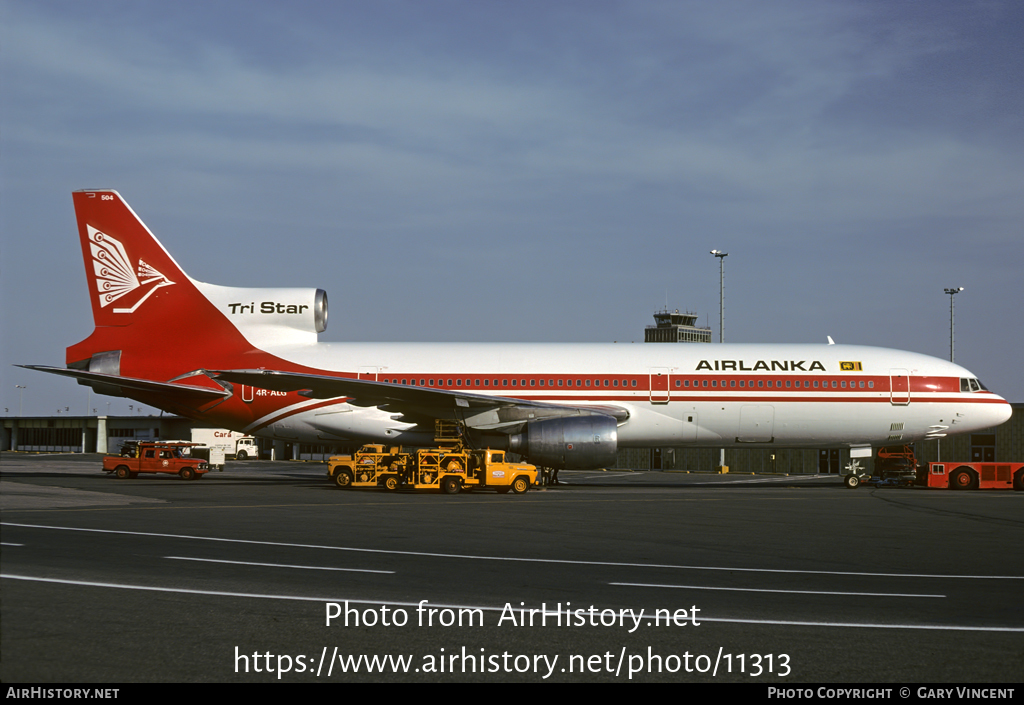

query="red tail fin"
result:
[67,190,253,378]
[74,190,189,328]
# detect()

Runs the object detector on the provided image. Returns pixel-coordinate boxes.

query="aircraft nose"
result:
[992,399,1013,427]
[979,397,1013,430]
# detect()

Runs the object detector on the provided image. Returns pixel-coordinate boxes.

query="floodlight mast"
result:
[710,250,728,343]
[944,287,964,363]
[710,250,729,473]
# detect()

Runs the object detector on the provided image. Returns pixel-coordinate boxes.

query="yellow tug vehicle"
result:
[327,421,537,494]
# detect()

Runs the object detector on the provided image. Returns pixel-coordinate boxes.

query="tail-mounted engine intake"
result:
[507,415,618,470]
[194,283,329,346]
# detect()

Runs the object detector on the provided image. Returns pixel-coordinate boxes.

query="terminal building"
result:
[0,415,310,460]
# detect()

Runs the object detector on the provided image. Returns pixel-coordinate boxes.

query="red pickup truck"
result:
[103,441,209,480]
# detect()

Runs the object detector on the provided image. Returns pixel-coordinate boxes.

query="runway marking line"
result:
[611,582,945,598]
[4,521,1023,581]
[2,574,1020,633]
[164,556,394,574]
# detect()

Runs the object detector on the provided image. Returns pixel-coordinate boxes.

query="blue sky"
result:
[2,0,1022,416]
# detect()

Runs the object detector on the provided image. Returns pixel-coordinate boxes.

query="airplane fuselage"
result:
[217,341,1009,450]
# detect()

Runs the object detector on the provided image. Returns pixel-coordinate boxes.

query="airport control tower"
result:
[644,309,712,343]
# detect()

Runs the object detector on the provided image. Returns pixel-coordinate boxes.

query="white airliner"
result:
[25,190,1012,469]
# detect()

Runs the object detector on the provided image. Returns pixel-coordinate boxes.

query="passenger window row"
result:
[372,377,877,390]
[675,379,874,389]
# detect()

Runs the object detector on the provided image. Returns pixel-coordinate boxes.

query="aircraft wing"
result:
[210,369,629,430]
[21,365,229,408]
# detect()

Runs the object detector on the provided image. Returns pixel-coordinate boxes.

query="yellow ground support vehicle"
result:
[327,423,537,494]
[328,443,408,490]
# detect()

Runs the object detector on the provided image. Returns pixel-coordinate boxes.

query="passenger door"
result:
[890,369,910,405]
[649,368,670,403]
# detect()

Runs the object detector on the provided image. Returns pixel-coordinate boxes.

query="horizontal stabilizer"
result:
[21,365,229,405]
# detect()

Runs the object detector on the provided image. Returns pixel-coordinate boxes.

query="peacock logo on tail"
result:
[89,225,175,313]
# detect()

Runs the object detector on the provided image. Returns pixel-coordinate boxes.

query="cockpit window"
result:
[962,378,984,392]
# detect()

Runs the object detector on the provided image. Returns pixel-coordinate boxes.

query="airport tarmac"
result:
[2,452,1022,683]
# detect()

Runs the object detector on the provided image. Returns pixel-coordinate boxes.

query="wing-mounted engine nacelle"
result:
[507,415,618,470]
[194,282,328,346]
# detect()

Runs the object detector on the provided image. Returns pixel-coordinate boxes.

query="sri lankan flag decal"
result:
[839,361,863,371]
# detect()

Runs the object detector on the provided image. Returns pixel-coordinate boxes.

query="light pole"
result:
[15,385,26,417]
[710,250,729,472]
[944,288,963,362]
[710,250,728,343]
[937,287,963,463]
